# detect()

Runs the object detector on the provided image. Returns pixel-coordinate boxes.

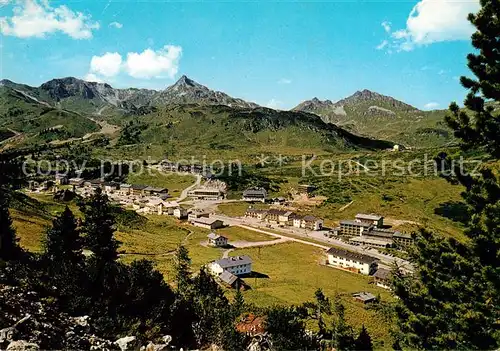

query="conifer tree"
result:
[173,244,192,295]
[394,0,500,348]
[44,206,82,265]
[355,325,373,351]
[233,289,245,318]
[79,188,120,263]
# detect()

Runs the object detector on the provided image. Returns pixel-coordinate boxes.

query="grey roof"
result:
[352,292,377,301]
[340,220,373,228]
[193,217,223,225]
[243,188,267,197]
[208,233,227,240]
[356,213,383,221]
[349,237,392,246]
[373,268,391,280]
[214,255,252,268]
[393,231,413,239]
[120,183,132,188]
[327,247,379,265]
[266,209,288,216]
[303,215,321,222]
[365,228,394,238]
[219,271,238,285]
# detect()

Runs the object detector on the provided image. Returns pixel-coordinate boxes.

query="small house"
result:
[68,177,85,187]
[373,268,391,290]
[218,270,240,288]
[242,188,267,203]
[207,233,228,247]
[245,208,267,220]
[265,209,288,224]
[302,215,324,231]
[352,292,377,304]
[173,207,188,219]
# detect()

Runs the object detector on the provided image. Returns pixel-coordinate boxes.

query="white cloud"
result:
[0,0,99,39]
[109,21,122,29]
[84,73,104,83]
[84,45,183,81]
[387,0,480,51]
[89,52,122,77]
[266,99,284,110]
[381,21,391,33]
[278,78,292,84]
[423,102,440,110]
[376,40,388,50]
[124,45,182,79]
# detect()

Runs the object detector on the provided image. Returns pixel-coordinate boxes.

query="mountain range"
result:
[0,75,454,151]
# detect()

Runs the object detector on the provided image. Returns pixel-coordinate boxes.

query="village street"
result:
[210,214,413,271]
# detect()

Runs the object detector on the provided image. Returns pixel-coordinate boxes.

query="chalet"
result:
[68,177,85,187]
[355,213,384,227]
[188,210,210,222]
[131,184,148,196]
[326,247,378,275]
[242,188,267,203]
[339,220,372,236]
[55,174,69,185]
[192,217,224,230]
[208,255,252,276]
[245,208,267,220]
[118,184,132,196]
[173,207,188,219]
[302,215,324,231]
[144,186,168,196]
[373,268,391,290]
[207,233,228,247]
[278,211,294,226]
[352,292,377,304]
[265,209,288,224]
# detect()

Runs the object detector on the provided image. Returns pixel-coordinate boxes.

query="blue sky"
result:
[1,0,480,110]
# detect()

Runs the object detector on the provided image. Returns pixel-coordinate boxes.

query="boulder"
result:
[6,340,40,351]
[115,336,140,351]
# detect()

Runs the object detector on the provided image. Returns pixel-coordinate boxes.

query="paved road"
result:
[177,174,202,202]
[211,214,413,271]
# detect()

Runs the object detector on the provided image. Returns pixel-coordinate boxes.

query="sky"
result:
[0,0,480,110]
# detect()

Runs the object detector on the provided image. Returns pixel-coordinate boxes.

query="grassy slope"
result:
[126,170,195,197]
[0,87,99,144]
[302,99,452,148]
[99,104,393,161]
